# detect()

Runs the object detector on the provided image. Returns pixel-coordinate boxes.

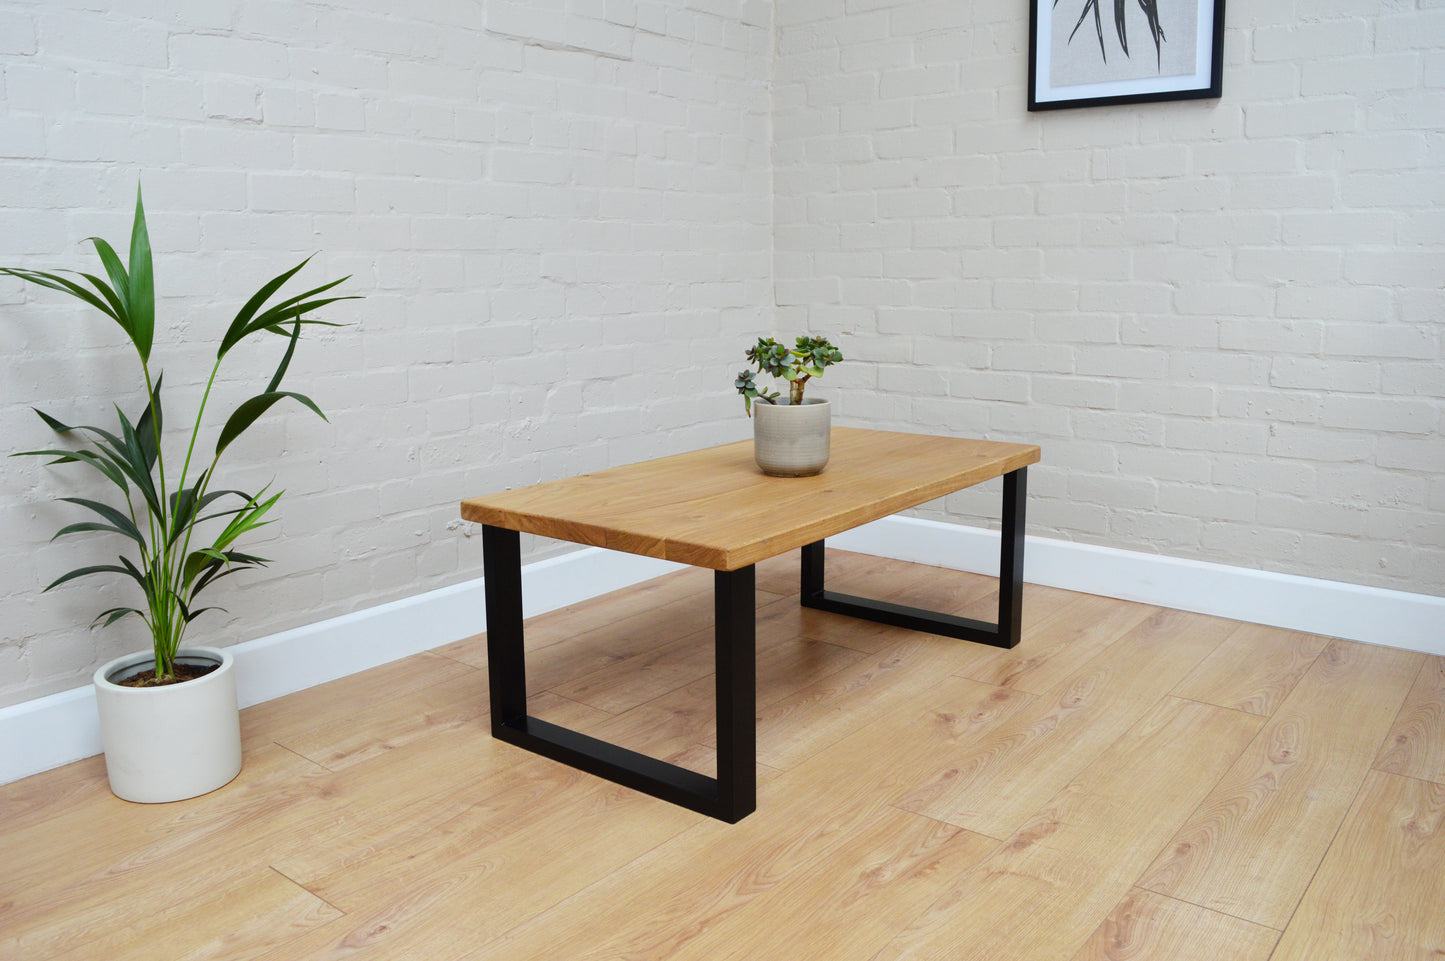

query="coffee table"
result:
[460,427,1040,822]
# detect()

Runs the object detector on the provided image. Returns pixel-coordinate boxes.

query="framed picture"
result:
[1029,0,1226,111]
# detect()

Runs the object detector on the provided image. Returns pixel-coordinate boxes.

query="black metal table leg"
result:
[483,525,528,726]
[800,466,1028,649]
[712,566,757,822]
[481,524,757,823]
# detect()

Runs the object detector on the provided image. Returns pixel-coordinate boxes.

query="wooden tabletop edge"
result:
[459,430,1043,570]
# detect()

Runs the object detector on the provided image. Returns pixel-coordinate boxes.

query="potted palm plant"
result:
[3,186,356,802]
[734,335,843,477]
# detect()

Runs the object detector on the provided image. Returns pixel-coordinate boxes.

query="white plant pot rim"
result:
[757,397,828,408]
[94,645,232,689]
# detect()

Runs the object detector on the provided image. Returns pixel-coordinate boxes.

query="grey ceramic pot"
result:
[752,398,830,476]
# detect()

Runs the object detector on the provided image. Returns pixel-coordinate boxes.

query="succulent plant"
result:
[735,335,843,415]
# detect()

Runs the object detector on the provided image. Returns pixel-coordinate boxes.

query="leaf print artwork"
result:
[1057,0,1167,68]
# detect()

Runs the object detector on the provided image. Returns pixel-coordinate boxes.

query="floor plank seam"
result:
[886,801,1009,843]
[538,689,624,717]
[1168,692,1283,719]
[1369,654,1433,781]
[269,864,346,916]
[432,645,486,668]
[266,739,341,774]
[1262,771,1373,954]
[1132,884,1287,934]
[1373,768,1445,791]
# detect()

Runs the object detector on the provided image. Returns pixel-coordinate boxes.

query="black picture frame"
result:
[1029,0,1226,111]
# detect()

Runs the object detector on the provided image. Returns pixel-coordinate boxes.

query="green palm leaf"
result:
[215,391,325,458]
[93,606,145,628]
[266,319,302,393]
[190,553,269,597]
[113,405,163,518]
[248,281,354,334]
[178,601,223,624]
[181,550,222,590]
[30,407,124,451]
[52,520,139,540]
[134,374,163,472]
[30,408,163,509]
[55,497,146,549]
[192,494,261,527]
[182,546,269,593]
[12,447,129,492]
[126,186,155,362]
[167,470,216,544]
[86,236,130,315]
[224,291,356,358]
[76,271,128,319]
[116,555,149,591]
[211,490,281,551]
[219,256,314,357]
[44,563,140,593]
[0,267,122,323]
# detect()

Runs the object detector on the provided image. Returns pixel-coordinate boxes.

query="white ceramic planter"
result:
[752,398,831,476]
[93,646,243,803]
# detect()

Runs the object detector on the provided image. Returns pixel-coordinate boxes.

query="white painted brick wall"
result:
[774,0,1444,597]
[0,0,771,707]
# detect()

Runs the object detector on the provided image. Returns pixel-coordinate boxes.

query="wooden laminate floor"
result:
[3,549,1442,960]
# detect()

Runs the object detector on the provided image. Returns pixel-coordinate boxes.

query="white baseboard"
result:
[0,548,684,787]
[4,519,1441,787]
[829,515,1445,657]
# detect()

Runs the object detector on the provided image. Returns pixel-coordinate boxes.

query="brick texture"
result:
[0,0,772,707]
[773,0,1443,597]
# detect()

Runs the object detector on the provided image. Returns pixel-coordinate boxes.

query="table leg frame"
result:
[480,464,1026,823]
[800,466,1028,649]
[482,524,757,823]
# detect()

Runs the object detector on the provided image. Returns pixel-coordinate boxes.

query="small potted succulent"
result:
[3,186,356,802]
[734,335,843,476]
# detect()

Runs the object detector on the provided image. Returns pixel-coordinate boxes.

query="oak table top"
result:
[460,427,1041,572]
